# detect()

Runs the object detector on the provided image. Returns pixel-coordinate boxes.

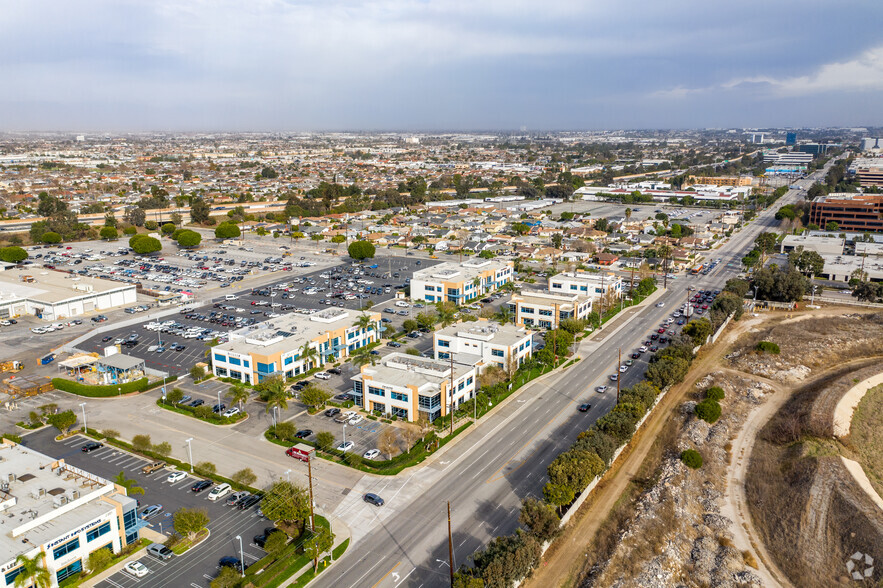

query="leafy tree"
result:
[471,530,542,587]
[300,384,331,409]
[215,222,241,239]
[0,246,27,263]
[161,222,176,235]
[195,461,216,475]
[754,232,778,257]
[478,249,495,259]
[11,553,51,588]
[152,442,172,457]
[190,197,211,224]
[681,449,703,469]
[790,249,824,276]
[852,281,881,302]
[273,421,298,442]
[261,166,278,179]
[99,226,118,241]
[348,240,376,259]
[123,226,137,235]
[176,230,201,248]
[87,547,113,573]
[751,264,808,302]
[303,525,335,572]
[113,471,145,496]
[595,410,637,444]
[41,231,62,244]
[402,319,418,333]
[706,386,725,400]
[551,233,563,249]
[511,222,530,235]
[194,405,214,420]
[165,388,184,404]
[173,507,210,541]
[646,356,690,389]
[316,431,335,451]
[132,434,152,452]
[710,291,744,321]
[635,277,656,296]
[519,497,560,542]
[260,376,289,415]
[144,220,158,230]
[231,468,257,487]
[47,410,76,434]
[263,529,289,559]
[125,207,146,227]
[210,566,241,588]
[261,481,310,524]
[723,278,750,298]
[547,449,604,493]
[170,212,183,225]
[574,428,618,465]
[755,341,781,354]
[825,221,839,231]
[694,398,722,423]
[378,428,399,459]
[558,318,586,334]
[682,317,712,346]
[130,235,162,254]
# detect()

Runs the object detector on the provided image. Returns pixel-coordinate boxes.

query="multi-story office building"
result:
[809,194,883,233]
[351,353,478,422]
[410,259,514,304]
[548,271,622,300]
[856,164,883,188]
[786,132,797,146]
[211,308,381,384]
[762,150,813,166]
[506,290,593,329]
[0,441,143,588]
[433,320,534,369]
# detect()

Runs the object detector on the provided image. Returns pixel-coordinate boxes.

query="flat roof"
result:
[509,290,591,309]
[97,354,146,370]
[0,267,134,306]
[0,442,118,561]
[357,352,475,391]
[412,259,511,283]
[434,320,531,347]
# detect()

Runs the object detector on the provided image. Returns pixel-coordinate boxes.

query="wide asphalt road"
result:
[313,165,833,587]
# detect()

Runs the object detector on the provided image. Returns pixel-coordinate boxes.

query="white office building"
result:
[410,259,514,304]
[548,271,623,300]
[0,441,143,588]
[433,320,534,369]
[506,290,594,330]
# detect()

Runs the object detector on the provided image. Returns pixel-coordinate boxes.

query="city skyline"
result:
[2,0,882,132]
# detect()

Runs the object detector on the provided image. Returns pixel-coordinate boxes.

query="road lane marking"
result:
[371,561,401,588]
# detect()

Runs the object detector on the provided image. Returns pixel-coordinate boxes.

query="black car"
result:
[386,341,402,348]
[324,407,341,417]
[188,399,204,407]
[631,352,640,359]
[218,556,243,572]
[333,394,351,402]
[326,367,342,375]
[363,493,384,506]
[291,381,308,391]
[191,480,212,492]
[101,336,113,342]
[238,495,261,509]
[253,527,280,548]
[294,429,313,439]
[578,403,592,412]
[81,442,103,453]
[212,403,226,413]
[177,395,192,404]
[406,331,420,339]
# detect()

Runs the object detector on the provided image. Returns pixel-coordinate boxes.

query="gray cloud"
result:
[0,0,880,130]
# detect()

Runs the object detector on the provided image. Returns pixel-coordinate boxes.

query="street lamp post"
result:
[284,469,291,483]
[235,535,245,578]
[342,423,347,448]
[79,402,87,434]
[185,437,194,473]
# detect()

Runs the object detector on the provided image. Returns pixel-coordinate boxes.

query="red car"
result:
[657,328,666,334]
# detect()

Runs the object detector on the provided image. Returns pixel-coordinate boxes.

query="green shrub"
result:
[51,377,176,397]
[694,398,722,423]
[706,386,725,401]
[680,449,703,469]
[755,341,780,354]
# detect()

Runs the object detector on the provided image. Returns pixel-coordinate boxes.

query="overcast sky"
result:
[2,0,881,132]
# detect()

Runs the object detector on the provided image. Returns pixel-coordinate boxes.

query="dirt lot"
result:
[849,384,883,499]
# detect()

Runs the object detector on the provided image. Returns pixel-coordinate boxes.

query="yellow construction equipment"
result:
[0,361,23,373]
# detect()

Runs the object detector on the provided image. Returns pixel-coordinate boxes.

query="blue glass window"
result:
[87,522,111,542]
[53,538,80,559]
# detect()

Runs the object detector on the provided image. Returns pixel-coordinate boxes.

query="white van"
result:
[225,295,238,301]
[208,483,231,501]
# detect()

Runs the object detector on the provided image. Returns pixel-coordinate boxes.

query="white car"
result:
[166,471,186,483]
[336,441,354,452]
[363,449,380,460]
[619,365,628,373]
[125,562,148,578]
[315,372,332,380]
[639,346,648,353]
[348,415,363,425]
[656,302,665,308]
[342,410,357,419]
[222,407,240,418]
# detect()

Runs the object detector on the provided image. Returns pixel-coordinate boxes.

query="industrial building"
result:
[410,259,514,304]
[211,308,381,384]
[780,235,845,256]
[809,193,883,233]
[0,440,143,588]
[0,267,136,321]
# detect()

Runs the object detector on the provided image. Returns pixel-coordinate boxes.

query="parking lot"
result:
[22,428,272,588]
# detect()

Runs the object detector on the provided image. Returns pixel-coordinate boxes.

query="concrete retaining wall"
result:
[832,372,883,438]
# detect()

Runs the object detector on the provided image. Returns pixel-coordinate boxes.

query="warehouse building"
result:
[0,440,143,588]
[0,267,136,321]
[211,308,381,384]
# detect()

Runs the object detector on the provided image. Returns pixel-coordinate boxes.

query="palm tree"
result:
[624,207,632,222]
[299,343,318,371]
[13,553,51,588]
[496,305,512,325]
[351,346,374,368]
[352,313,374,334]
[226,385,249,412]
[264,385,288,415]
[113,471,145,496]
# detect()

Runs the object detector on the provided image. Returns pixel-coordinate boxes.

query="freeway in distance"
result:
[313,163,834,588]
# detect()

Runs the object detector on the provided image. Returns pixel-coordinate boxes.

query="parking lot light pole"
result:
[79,402,87,434]
[342,423,347,447]
[284,469,291,483]
[185,437,194,473]
[235,535,245,578]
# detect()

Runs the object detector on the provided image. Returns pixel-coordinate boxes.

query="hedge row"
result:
[52,376,178,398]
[155,399,247,425]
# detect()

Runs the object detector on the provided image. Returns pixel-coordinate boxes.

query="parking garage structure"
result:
[211,308,381,384]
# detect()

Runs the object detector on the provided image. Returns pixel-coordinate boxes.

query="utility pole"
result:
[616,347,621,403]
[307,457,315,532]
[447,502,455,587]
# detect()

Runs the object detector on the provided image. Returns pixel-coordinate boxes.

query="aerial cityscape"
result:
[1,4,882,588]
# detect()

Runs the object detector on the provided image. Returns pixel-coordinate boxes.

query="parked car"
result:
[125,562,149,578]
[386,341,402,348]
[363,493,384,506]
[141,461,165,474]
[238,495,261,509]
[218,557,243,572]
[294,429,313,439]
[253,527,281,548]
[140,504,163,520]
[363,449,380,460]
[336,441,354,452]
[166,471,186,483]
[315,372,332,380]
[226,491,249,506]
[191,480,212,492]
[348,415,363,425]
[208,483,231,501]
[81,442,103,453]
[326,367,342,375]
[188,399,205,407]
[324,407,341,417]
[222,407,240,418]
[146,543,173,561]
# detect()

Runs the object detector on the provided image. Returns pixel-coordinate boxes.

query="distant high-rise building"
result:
[746,132,765,144]
[786,132,797,145]
[75,135,85,142]
[860,137,881,152]
[798,143,829,156]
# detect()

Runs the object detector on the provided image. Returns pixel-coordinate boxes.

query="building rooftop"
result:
[0,266,133,305]
[412,259,510,283]
[0,441,124,560]
[509,289,589,310]
[434,320,531,347]
[97,353,146,371]
[356,352,476,391]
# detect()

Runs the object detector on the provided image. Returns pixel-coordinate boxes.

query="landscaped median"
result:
[52,376,178,398]
[155,398,248,425]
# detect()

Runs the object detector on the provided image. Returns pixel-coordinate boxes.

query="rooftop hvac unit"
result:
[52,495,67,508]
[67,490,80,501]
[6,473,14,483]
[31,488,46,500]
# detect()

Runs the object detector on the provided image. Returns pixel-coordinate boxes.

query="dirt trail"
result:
[522,316,765,588]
